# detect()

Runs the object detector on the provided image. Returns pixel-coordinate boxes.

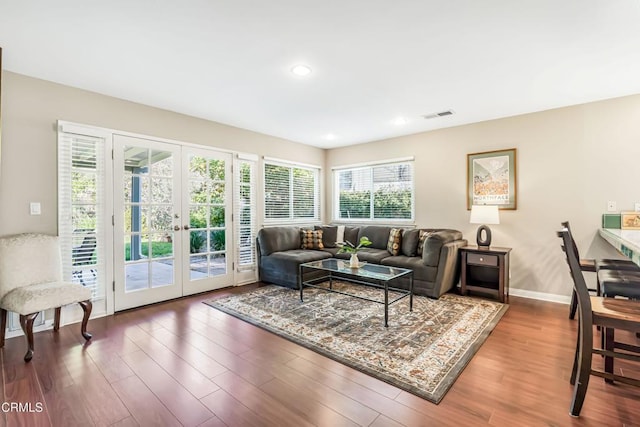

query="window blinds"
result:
[234,157,257,271]
[336,161,413,221]
[58,131,106,300]
[264,160,320,222]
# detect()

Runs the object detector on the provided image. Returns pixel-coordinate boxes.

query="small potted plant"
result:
[337,236,372,268]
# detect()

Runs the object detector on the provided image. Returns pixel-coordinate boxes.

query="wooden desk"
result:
[460,245,511,303]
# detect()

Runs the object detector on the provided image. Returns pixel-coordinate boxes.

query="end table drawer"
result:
[467,253,498,266]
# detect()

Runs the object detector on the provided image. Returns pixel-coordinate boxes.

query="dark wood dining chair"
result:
[561,221,639,319]
[558,227,640,417]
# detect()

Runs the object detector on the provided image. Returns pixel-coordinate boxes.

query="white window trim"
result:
[262,157,321,225]
[333,158,415,224]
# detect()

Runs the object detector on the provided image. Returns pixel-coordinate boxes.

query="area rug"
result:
[205,282,508,403]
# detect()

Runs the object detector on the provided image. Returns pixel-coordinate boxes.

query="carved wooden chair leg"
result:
[53,307,61,331]
[19,312,40,362]
[0,309,7,348]
[570,318,593,417]
[78,300,92,341]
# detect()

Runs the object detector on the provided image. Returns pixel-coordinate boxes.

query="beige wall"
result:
[0,71,325,236]
[326,94,640,298]
[2,70,639,299]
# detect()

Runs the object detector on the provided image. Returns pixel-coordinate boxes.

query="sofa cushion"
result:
[300,229,324,250]
[262,249,331,270]
[358,226,392,250]
[381,256,438,283]
[344,227,360,246]
[257,227,301,256]
[387,228,403,256]
[321,247,340,256]
[401,229,420,257]
[335,248,391,264]
[314,225,338,248]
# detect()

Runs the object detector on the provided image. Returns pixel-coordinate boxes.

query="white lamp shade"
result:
[470,205,500,225]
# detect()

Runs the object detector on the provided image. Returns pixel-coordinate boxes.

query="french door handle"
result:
[174,225,181,231]
[183,225,190,230]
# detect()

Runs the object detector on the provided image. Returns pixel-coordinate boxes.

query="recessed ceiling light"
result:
[393,117,408,126]
[325,133,336,141]
[291,64,312,77]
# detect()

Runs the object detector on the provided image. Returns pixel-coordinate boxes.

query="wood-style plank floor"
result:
[1,284,639,427]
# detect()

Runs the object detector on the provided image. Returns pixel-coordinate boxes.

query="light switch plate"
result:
[635,203,640,212]
[30,202,41,215]
[607,201,617,212]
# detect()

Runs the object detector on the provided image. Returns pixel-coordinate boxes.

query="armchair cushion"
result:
[0,281,91,316]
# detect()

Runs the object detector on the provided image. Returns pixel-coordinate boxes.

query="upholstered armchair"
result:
[0,233,92,362]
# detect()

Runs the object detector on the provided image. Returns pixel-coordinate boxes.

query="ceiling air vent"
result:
[423,110,454,120]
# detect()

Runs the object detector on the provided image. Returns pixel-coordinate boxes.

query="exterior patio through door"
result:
[113,135,233,311]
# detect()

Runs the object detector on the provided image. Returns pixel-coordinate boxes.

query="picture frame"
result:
[467,148,517,210]
[621,212,640,230]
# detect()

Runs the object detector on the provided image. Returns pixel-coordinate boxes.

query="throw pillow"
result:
[416,230,432,256]
[300,229,324,250]
[314,225,338,248]
[387,228,403,256]
[401,229,421,257]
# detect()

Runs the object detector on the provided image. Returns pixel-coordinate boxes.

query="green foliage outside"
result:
[339,189,412,219]
[125,242,173,261]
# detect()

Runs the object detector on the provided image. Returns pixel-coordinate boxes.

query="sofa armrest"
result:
[421,229,463,267]
[433,239,467,295]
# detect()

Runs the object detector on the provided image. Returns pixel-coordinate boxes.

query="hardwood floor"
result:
[1,284,639,426]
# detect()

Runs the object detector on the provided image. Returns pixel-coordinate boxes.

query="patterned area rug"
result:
[205,282,508,403]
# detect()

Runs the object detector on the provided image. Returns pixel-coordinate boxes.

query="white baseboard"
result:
[509,288,571,304]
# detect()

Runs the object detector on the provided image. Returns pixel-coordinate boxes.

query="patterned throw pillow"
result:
[416,230,432,256]
[300,229,324,250]
[387,228,403,256]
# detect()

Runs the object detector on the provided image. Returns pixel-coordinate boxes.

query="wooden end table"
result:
[460,245,511,303]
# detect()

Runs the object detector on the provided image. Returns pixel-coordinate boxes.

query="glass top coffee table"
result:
[299,258,413,327]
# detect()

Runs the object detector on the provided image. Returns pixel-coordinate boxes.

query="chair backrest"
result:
[558,227,593,324]
[0,233,63,299]
[560,221,582,262]
[73,232,97,266]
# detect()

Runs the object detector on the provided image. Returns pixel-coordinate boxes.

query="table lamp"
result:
[470,205,500,249]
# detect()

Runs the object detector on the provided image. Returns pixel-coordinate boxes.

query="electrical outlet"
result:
[635,203,640,212]
[607,201,617,212]
[30,202,41,215]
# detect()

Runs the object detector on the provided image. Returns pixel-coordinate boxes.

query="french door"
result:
[182,147,233,295]
[113,135,232,311]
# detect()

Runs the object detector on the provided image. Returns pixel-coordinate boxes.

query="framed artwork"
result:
[621,212,640,230]
[467,148,517,210]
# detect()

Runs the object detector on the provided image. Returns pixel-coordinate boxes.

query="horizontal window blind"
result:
[58,131,106,300]
[264,160,319,222]
[336,161,414,221]
[235,157,257,270]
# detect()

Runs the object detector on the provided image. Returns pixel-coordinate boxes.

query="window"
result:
[58,130,107,301]
[335,160,414,221]
[235,155,257,270]
[264,159,320,222]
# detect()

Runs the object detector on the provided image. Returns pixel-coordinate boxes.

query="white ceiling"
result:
[1,1,640,148]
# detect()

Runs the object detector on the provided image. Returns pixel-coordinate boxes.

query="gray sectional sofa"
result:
[256,225,467,298]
